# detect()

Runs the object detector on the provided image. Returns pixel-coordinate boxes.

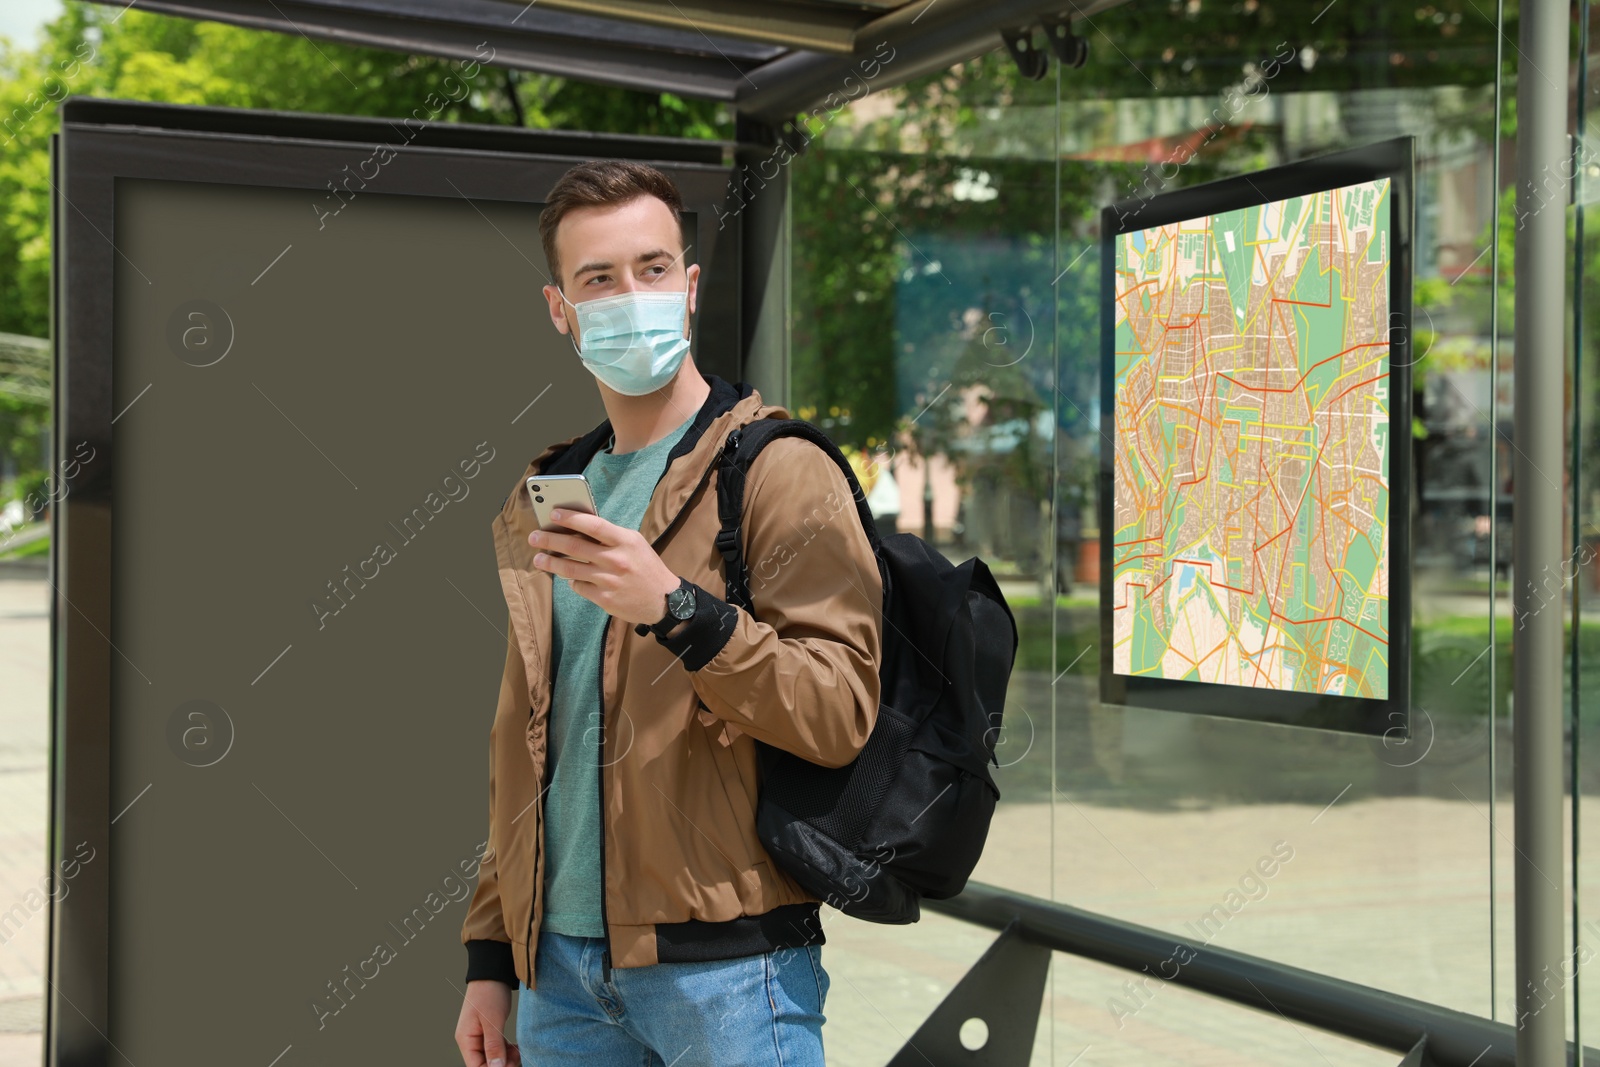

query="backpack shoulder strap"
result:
[713,418,881,613]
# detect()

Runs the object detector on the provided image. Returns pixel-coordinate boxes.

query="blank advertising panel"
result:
[54,100,737,1064]
[110,175,603,1060]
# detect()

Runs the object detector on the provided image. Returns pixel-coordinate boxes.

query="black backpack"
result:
[712,418,1020,923]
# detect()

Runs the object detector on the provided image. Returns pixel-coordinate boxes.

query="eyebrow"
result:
[572,248,677,280]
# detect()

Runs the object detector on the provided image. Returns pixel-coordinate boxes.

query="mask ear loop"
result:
[556,285,582,355]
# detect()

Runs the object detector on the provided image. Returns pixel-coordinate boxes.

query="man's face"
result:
[542,194,699,349]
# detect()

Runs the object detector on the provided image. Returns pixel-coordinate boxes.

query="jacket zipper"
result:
[647,435,729,554]
[551,417,739,987]
[598,617,614,985]
[597,616,613,983]
[598,423,731,980]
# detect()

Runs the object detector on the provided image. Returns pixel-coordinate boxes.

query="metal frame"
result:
[121,0,784,100]
[1098,135,1415,738]
[886,917,1051,1066]
[734,0,1129,122]
[47,95,749,1065]
[916,881,1600,1067]
[98,0,1135,120]
[49,1,1578,1063]
[731,117,792,406]
[1511,1,1569,1062]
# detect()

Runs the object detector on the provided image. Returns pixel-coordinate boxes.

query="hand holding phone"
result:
[526,474,599,560]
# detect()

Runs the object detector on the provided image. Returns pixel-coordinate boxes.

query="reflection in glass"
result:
[785,3,1542,1060]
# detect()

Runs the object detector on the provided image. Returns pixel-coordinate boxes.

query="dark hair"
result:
[539,160,684,289]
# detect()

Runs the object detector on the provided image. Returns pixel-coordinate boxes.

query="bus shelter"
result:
[46,1,1583,1065]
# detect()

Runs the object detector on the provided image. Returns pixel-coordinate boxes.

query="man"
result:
[454,159,883,1067]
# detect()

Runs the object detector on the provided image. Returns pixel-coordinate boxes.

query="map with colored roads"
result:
[1110,178,1391,699]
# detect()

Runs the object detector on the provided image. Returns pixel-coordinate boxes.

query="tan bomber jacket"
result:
[461,373,884,990]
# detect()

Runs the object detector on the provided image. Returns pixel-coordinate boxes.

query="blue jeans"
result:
[516,928,830,1066]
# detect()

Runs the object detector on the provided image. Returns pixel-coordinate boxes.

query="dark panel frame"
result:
[1097,135,1415,738]
[48,95,743,1065]
[56,96,733,165]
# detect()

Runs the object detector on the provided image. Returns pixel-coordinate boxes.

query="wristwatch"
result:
[648,577,697,638]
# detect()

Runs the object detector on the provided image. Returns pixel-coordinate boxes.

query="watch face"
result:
[668,586,696,620]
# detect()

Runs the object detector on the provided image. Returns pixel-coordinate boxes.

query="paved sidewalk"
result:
[0,569,47,1067]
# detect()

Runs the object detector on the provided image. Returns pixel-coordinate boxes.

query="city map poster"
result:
[1099,139,1413,734]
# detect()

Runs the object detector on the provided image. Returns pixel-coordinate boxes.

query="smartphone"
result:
[526,474,599,558]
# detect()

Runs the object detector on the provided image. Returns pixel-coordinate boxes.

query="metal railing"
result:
[910,880,1598,1067]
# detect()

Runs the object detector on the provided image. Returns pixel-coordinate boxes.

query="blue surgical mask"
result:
[556,285,691,396]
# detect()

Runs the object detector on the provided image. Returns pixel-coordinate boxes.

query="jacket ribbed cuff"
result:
[465,938,519,989]
[634,580,739,671]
